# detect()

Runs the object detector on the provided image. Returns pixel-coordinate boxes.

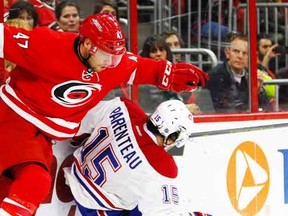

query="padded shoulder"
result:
[141,144,178,178]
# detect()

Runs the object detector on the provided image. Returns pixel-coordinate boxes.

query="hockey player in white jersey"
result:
[64,97,211,216]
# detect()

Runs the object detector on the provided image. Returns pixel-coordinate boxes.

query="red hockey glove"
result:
[158,62,209,92]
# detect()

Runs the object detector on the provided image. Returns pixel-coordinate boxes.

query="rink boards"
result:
[1,118,288,216]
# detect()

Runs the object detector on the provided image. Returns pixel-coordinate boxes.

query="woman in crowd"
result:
[93,0,119,21]
[50,1,80,32]
[140,34,202,114]
[6,1,39,28]
[161,30,185,62]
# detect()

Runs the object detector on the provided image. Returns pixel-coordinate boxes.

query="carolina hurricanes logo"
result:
[51,81,102,107]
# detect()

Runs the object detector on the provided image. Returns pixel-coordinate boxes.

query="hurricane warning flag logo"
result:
[226,141,270,216]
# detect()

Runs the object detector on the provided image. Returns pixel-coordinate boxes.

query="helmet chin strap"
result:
[75,37,92,68]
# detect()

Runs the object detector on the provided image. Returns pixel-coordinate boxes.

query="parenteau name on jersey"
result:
[109,106,143,169]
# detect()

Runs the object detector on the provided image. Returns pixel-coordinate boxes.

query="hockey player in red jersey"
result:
[0,13,208,216]
[65,97,212,216]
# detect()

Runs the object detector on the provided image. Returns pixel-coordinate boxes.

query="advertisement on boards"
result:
[1,119,288,216]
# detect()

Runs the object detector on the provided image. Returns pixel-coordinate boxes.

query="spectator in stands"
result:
[257,33,280,75]
[93,0,119,21]
[139,34,177,112]
[140,34,202,114]
[140,34,173,61]
[256,33,280,103]
[161,30,185,62]
[6,1,39,28]
[161,31,207,112]
[50,1,80,32]
[257,32,288,109]
[205,33,273,113]
[28,0,59,27]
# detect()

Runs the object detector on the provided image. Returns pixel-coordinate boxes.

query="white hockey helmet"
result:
[150,100,194,150]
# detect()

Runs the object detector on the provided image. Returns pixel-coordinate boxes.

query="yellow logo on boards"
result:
[226,141,270,215]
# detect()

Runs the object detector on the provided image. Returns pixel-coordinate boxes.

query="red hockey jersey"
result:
[0,24,169,139]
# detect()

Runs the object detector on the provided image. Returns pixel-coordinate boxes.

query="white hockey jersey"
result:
[64,97,190,216]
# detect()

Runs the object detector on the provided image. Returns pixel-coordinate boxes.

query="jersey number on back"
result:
[81,128,121,186]
[162,185,179,205]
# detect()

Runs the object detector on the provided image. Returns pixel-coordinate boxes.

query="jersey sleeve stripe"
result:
[0,85,79,138]
[72,159,123,211]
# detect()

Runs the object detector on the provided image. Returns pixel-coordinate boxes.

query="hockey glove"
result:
[158,61,209,92]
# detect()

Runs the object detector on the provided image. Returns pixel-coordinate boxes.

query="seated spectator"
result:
[5,1,39,28]
[139,34,178,113]
[257,33,279,77]
[93,0,119,21]
[256,33,280,103]
[139,34,202,114]
[161,30,185,62]
[161,30,208,112]
[140,34,173,61]
[205,33,273,113]
[50,1,80,32]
